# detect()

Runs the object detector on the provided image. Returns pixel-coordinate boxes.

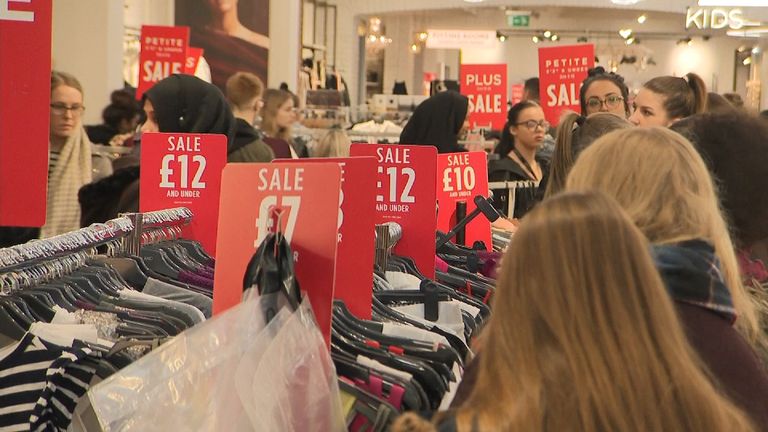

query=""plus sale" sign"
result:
[140,133,227,254]
[460,64,507,131]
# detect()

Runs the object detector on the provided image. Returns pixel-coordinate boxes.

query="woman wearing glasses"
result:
[488,101,550,218]
[580,67,630,118]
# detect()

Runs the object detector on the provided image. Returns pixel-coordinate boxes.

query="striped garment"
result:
[0,334,97,431]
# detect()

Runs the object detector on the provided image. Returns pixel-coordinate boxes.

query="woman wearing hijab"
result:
[79,74,269,225]
[399,91,469,154]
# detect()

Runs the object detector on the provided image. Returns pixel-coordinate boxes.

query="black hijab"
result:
[144,74,238,152]
[399,91,469,153]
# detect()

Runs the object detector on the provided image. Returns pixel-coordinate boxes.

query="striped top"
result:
[48,150,60,180]
[0,334,97,431]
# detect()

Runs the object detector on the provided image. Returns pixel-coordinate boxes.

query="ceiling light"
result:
[626,37,636,45]
[637,14,647,24]
[410,43,419,53]
[551,34,559,41]
[532,36,540,43]
[463,0,485,3]
[577,36,589,43]
[752,46,762,54]
[418,32,428,41]
[619,28,633,39]
[743,57,752,65]
[698,0,768,6]
[611,0,642,4]
[543,30,552,38]
[499,35,507,42]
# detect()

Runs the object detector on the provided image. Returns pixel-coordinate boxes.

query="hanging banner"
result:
[136,25,189,100]
[426,29,497,49]
[437,152,492,250]
[350,144,438,279]
[213,163,342,346]
[0,0,52,226]
[139,133,227,254]
[538,44,595,124]
[276,157,377,319]
[184,47,204,75]
[460,64,507,131]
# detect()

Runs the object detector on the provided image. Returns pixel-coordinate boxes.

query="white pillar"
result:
[268,0,301,91]
[52,0,124,125]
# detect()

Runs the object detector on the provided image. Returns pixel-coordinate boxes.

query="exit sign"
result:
[507,15,530,27]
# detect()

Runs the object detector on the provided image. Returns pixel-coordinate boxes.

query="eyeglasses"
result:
[50,103,85,116]
[586,95,624,110]
[515,120,550,131]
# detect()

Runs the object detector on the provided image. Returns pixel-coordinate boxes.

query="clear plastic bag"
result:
[88,295,344,432]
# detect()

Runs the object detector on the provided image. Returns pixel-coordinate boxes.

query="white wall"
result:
[52,0,124,125]
[269,0,301,91]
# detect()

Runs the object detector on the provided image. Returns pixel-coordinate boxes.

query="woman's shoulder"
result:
[488,157,528,181]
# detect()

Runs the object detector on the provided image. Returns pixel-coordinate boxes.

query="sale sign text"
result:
[437,152,491,249]
[538,44,595,124]
[461,64,507,130]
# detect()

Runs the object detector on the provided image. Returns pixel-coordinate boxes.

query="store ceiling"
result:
[336,0,768,22]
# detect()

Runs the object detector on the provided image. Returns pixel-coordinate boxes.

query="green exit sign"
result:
[507,15,530,27]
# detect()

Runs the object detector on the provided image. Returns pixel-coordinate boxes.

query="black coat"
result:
[487,156,549,218]
[399,91,468,154]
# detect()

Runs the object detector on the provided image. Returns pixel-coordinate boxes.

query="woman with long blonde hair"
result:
[566,127,768,428]
[393,191,756,431]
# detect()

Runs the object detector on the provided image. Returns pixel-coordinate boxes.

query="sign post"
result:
[538,44,595,124]
[460,64,507,131]
[437,152,492,250]
[139,133,227,254]
[137,25,190,99]
[213,163,342,346]
[350,144,438,279]
[0,0,51,226]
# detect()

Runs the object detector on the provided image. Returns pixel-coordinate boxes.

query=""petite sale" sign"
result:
[538,44,595,124]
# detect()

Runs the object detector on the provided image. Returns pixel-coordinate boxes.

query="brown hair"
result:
[51,70,83,96]
[545,111,631,198]
[566,127,763,345]
[225,72,264,110]
[260,88,293,141]
[394,191,755,432]
[314,128,351,158]
[643,73,707,121]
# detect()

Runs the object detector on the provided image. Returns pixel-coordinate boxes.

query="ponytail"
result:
[545,112,582,198]
[685,73,708,115]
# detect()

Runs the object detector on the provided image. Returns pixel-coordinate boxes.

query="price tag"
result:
[437,152,492,250]
[0,0,51,226]
[275,157,377,319]
[350,144,438,278]
[136,25,190,100]
[140,133,227,254]
[213,163,342,346]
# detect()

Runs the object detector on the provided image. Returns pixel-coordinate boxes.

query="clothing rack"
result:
[375,222,402,270]
[121,207,193,256]
[489,180,540,218]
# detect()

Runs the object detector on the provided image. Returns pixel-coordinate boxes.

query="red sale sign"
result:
[139,133,227,254]
[137,25,189,100]
[350,144,438,279]
[461,64,507,130]
[437,152,491,250]
[538,44,595,124]
[184,47,204,75]
[0,0,51,226]
[275,157,376,319]
[213,163,342,345]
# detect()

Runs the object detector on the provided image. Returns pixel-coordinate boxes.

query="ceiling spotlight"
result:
[625,37,636,45]
[551,34,559,41]
[743,57,752,66]
[619,28,633,39]
[410,43,419,53]
[544,30,552,38]
[676,37,693,46]
[577,36,589,43]
[368,35,377,43]
[499,34,507,42]
[752,46,762,54]
[532,35,540,43]
[418,32,428,41]
[637,14,647,24]
[737,45,747,52]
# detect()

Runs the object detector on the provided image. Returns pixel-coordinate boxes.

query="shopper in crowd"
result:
[580,67,630,117]
[565,127,768,427]
[723,92,746,109]
[488,101,549,217]
[544,111,631,198]
[260,88,308,158]
[224,72,274,162]
[399,90,469,154]
[707,92,738,114]
[522,77,540,103]
[629,72,707,127]
[314,127,351,158]
[393,191,757,432]
[86,89,141,147]
[671,112,768,284]
[79,74,252,225]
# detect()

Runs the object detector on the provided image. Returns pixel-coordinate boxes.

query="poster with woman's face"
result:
[176,0,270,90]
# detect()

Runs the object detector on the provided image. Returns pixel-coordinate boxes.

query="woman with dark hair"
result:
[86,89,141,146]
[399,91,469,154]
[580,67,630,118]
[671,112,768,284]
[488,101,549,217]
[630,72,708,127]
